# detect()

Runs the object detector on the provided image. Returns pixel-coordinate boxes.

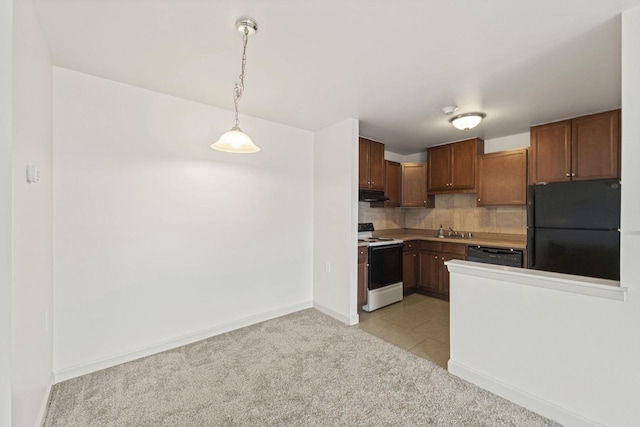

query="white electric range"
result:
[358,223,404,311]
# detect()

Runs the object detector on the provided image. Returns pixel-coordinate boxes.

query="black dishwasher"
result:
[467,246,523,268]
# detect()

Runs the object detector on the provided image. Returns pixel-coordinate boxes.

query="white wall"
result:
[0,0,12,424]
[313,118,359,325]
[483,132,529,153]
[448,7,640,426]
[52,68,314,379]
[11,0,53,425]
[397,131,529,161]
[383,150,404,163]
[403,151,427,162]
[386,150,428,163]
[449,269,632,426]
[621,7,640,234]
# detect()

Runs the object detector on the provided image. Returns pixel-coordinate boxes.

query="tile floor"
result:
[357,293,450,369]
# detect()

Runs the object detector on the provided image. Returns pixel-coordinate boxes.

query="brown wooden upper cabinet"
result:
[529,110,620,184]
[383,161,401,207]
[358,138,385,191]
[477,149,528,206]
[401,163,435,208]
[427,138,484,194]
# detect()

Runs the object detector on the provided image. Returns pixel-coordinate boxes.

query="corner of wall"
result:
[1,0,13,423]
[312,118,359,323]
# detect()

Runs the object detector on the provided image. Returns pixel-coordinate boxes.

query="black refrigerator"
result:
[527,179,621,281]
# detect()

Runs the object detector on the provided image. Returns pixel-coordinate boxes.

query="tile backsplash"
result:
[359,194,526,234]
[358,202,405,229]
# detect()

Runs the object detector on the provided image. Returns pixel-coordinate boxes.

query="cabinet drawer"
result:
[358,247,368,263]
[403,241,417,252]
[420,240,466,255]
[441,242,466,256]
[420,241,439,251]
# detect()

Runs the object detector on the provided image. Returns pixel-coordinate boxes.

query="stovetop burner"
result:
[360,237,394,242]
[357,223,403,246]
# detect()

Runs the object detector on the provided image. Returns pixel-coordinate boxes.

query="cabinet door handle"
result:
[571,173,575,177]
[413,254,416,257]
[441,257,444,260]
[566,173,570,177]
[478,198,481,202]
[434,255,438,259]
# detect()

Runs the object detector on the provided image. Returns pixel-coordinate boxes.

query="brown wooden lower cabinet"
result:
[440,253,466,295]
[418,250,440,293]
[357,246,368,312]
[402,241,418,295]
[417,241,466,300]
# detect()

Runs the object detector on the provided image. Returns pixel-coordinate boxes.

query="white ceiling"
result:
[34,0,640,154]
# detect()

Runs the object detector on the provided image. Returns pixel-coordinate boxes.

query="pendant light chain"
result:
[233,27,250,128]
[211,17,260,153]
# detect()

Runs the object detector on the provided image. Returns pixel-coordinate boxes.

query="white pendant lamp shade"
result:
[211,127,260,153]
[449,112,486,131]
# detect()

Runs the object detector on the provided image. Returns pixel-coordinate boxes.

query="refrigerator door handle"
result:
[527,228,535,268]
[527,185,535,228]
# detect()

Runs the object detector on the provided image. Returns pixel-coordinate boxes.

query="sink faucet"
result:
[448,226,459,236]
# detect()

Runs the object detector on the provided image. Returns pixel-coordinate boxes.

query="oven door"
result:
[368,244,403,290]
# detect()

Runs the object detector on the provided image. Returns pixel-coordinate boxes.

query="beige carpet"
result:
[45,309,558,426]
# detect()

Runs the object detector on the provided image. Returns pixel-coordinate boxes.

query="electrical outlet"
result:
[325,262,331,273]
[26,165,40,183]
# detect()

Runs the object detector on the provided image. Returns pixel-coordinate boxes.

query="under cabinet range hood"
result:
[359,190,389,202]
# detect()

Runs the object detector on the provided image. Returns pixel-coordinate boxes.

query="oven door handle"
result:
[369,243,403,252]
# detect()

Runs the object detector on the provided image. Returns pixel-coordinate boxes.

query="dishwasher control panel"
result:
[467,246,523,268]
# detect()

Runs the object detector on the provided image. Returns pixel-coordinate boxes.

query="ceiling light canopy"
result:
[449,112,486,131]
[441,106,458,115]
[211,18,260,154]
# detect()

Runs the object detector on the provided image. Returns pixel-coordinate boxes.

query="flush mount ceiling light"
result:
[449,112,486,131]
[211,18,261,154]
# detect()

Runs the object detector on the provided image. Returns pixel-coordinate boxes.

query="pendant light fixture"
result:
[449,112,486,131]
[211,18,260,153]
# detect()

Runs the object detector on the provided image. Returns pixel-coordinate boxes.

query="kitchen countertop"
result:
[370,228,527,250]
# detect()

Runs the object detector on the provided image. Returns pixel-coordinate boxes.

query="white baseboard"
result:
[312,302,358,325]
[54,301,313,383]
[37,373,54,426]
[448,360,602,427]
